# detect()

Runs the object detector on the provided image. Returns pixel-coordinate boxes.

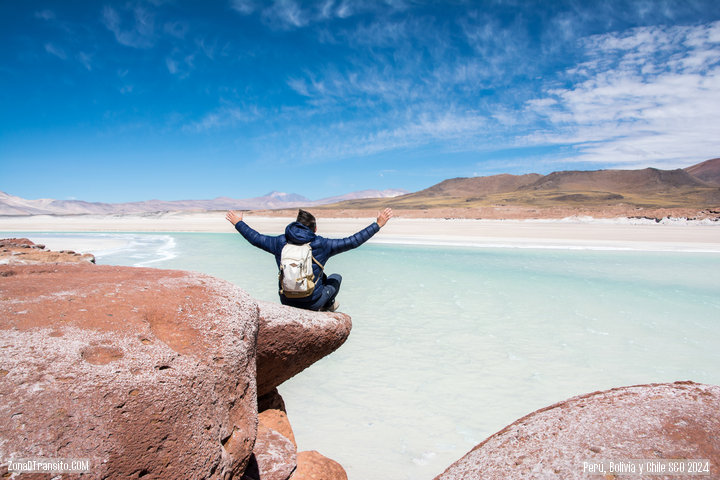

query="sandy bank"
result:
[2,211,719,253]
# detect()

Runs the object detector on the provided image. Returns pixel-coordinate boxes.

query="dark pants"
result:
[312,273,342,311]
[280,273,342,311]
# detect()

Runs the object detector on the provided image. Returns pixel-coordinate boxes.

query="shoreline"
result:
[1,211,719,254]
[2,210,720,230]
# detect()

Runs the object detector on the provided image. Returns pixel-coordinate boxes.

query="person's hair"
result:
[296,209,316,231]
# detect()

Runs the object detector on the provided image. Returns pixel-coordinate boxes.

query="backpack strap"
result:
[311,255,324,271]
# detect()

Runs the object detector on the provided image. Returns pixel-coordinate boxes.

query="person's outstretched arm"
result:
[327,208,394,256]
[226,210,282,255]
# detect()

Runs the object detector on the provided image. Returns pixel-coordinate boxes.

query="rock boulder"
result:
[256,301,352,397]
[259,409,297,449]
[0,238,95,264]
[434,381,720,480]
[290,451,348,480]
[245,422,297,480]
[0,264,258,479]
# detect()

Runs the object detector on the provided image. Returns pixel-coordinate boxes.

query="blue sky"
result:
[1,1,719,202]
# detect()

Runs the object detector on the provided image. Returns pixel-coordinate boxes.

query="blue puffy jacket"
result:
[234,219,380,307]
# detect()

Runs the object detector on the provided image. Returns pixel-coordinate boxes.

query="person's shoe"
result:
[327,300,340,312]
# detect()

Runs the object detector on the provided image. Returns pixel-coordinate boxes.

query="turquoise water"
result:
[10,232,720,479]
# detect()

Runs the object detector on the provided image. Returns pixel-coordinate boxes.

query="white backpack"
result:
[279,243,324,298]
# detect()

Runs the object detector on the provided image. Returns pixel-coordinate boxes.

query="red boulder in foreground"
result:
[0,264,258,479]
[290,451,348,480]
[435,381,720,480]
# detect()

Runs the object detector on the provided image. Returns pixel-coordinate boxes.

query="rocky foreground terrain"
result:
[0,240,350,479]
[1,240,718,479]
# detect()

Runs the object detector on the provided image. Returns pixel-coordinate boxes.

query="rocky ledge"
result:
[435,381,720,480]
[0,243,350,479]
[0,238,95,265]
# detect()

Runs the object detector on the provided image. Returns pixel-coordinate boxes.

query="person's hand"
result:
[226,210,243,225]
[376,208,394,228]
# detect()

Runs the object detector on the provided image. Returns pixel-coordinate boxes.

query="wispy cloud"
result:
[44,42,67,60]
[35,9,56,21]
[264,0,308,28]
[256,105,492,165]
[277,14,517,159]
[273,15,720,168]
[77,52,93,71]
[230,0,257,15]
[165,49,196,77]
[357,110,488,155]
[183,105,261,132]
[102,5,156,48]
[231,0,405,29]
[524,21,720,168]
[163,21,189,39]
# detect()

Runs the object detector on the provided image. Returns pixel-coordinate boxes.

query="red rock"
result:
[0,237,93,264]
[0,238,38,248]
[0,264,258,479]
[290,450,348,480]
[242,410,298,480]
[259,387,287,413]
[256,301,352,397]
[259,409,297,449]
[246,422,297,480]
[434,381,720,480]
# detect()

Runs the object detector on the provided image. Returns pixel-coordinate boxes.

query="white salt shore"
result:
[0,211,719,253]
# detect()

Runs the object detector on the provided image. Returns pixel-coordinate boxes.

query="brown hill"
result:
[317,162,720,212]
[521,168,708,193]
[508,167,720,208]
[685,157,720,185]
[316,173,542,209]
[413,173,542,197]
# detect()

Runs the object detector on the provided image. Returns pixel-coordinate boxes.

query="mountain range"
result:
[317,158,720,211]
[2,158,719,216]
[0,189,407,216]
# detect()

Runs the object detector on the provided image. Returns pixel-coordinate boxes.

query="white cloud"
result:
[195,37,221,60]
[263,0,308,28]
[184,105,260,132]
[220,5,718,170]
[165,57,178,74]
[323,17,412,48]
[44,43,67,60]
[77,52,93,70]
[165,50,196,77]
[35,9,55,21]
[274,13,521,160]
[233,0,403,30]
[102,5,156,49]
[265,107,490,163]
[164,21,189,39]
[230,0,257,15]
[365,111,487,150]
[525,21,720,168]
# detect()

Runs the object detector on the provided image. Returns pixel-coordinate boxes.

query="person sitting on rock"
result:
[226,207,393,312]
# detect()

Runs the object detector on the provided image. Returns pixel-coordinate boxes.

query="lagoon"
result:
[12,231,720,480]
